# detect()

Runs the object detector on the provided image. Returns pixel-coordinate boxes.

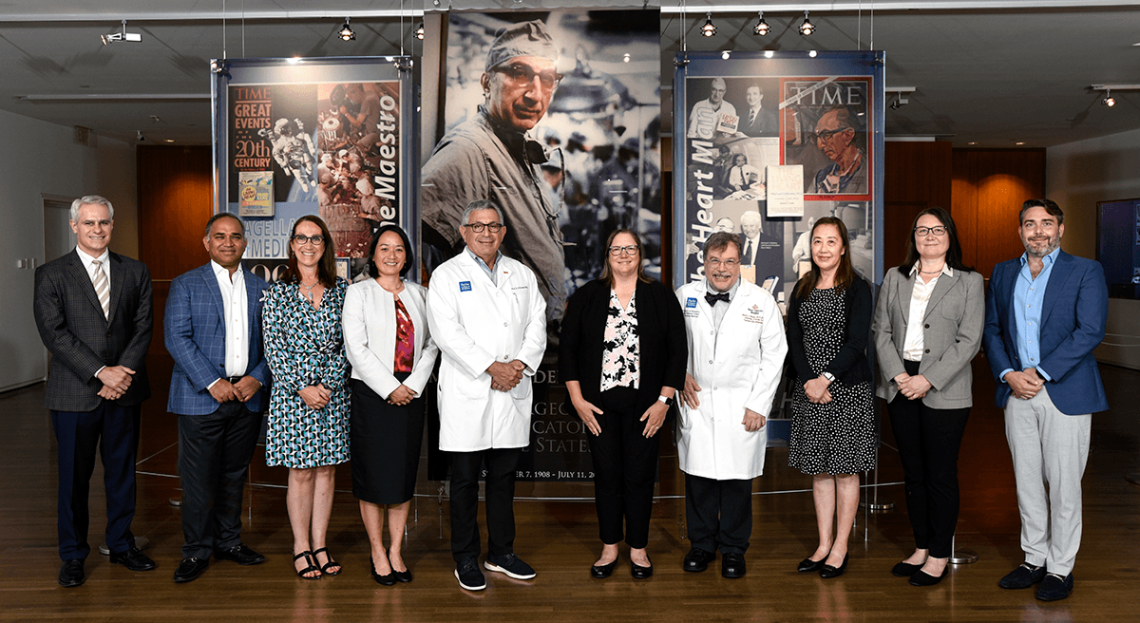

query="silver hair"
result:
[740,210,762,225]
[461,199,505,226]
[70,195,114,222]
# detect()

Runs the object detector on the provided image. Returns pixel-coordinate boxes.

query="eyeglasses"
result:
[706,258,740,268]
[464,222,504,233]
[495,63,563,91]
[808,127,852,143]
[292,234,325,245]
[608,245,639,256]
[913,226,948,237]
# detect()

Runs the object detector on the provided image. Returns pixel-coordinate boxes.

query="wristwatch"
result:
[821,372,836,382]
[658,394,675,407]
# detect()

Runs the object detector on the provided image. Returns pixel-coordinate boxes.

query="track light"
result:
[754,12,770,36]
[339,17,355,42]
[701,12,716,37]
[799,11,814,36]
[415,22,425,40]
[1103,90,1116,107]
[136,130,145,142]
[721,51,730,60]
[101,19,142,45]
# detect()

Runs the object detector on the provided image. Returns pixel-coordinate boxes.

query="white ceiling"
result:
[2,1,1138,147]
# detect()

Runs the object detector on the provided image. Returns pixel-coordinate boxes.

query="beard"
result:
[1023,235,1060,258]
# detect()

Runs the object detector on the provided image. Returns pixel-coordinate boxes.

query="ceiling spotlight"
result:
[414,22,425,40]
[339,17,355,42]
[136,130,145,142]
[754,12,770,36]
[889,93,909,110]
[764,50,774,59]
[101,19,142,45]
[623,53,631,63]
[799,10,814,36]
[721,50,731,60]
[1103,90,1116,107]
[701,11,716,37]
[809,50,817,58]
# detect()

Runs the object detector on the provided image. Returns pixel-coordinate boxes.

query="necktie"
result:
[743,240,754,264]
[92,260,110,319]
[705,291,730,306]
[749,109,757,124]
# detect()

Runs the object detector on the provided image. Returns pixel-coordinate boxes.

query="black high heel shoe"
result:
[370,556,397,586]
[820,553,849,579]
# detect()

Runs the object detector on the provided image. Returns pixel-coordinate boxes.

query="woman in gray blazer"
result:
[873,207,984,587]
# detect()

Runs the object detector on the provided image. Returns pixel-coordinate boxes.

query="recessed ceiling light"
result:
[968,141,976,145]
[165,139,174,143]
[1015,141,1025,146]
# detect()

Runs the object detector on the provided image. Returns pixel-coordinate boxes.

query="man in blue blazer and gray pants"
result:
[165,213,271,583]
[983,199,1108,602]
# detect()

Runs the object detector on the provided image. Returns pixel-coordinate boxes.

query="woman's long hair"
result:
[599,228,651,286]
[281,215,337,287]
[897,207,974,275]
[793,216,855,300]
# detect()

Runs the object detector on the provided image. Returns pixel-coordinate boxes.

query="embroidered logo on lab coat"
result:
[743,304,764,324]
[459,281,472,292]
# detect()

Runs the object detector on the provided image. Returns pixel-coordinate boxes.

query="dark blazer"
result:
[983,250,1108,415]
[34,249,153,412]
[739,107,778,137]
[165,263,271,416]
[787,276,873,386]
[559,278,688,415]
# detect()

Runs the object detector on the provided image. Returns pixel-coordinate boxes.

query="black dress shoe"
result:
[630,557,653,579]
[797,556,826,573]
[58,559,85,588]
[820,554,849,579]
[214,544,266,566]
[909,566,948,586]
[174,557,209,583]
[722,553,746,579]
[590,560,617,578]
[109,547,156,571]
[683,548,716,573]
[892,561,923,577]
[1036,573,1074,601]
[998,562,1046,589]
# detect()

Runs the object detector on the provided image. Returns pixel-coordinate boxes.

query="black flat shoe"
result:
[293,551,321,580]
[630,557,653,579]
[892,561,924,577]
[370,556,396,586]
[591,560,617,578]
[820,554,849,579]
[798,556,826,573]
[910,566,949,586]
[393,569,413,583]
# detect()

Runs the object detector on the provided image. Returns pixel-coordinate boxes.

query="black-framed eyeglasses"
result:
[608,245,639,256]
[464,222,504,233]
[494,63,563,91]
[292,234,325,245]
[808,127,852,143]
[913,226,948,237]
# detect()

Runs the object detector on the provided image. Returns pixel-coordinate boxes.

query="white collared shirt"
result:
[902,263,953,362]
[211,260,248,379]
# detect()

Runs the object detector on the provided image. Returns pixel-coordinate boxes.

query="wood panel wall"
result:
[882,141,953,271]
[951,148,1046,278]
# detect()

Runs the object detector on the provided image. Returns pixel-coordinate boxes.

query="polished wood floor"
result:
[4,358,1139,622]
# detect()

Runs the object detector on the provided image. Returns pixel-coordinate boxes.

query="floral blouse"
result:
[600,289,640,392]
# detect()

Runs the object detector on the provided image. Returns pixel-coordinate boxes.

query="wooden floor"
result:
[4,358,1140,622]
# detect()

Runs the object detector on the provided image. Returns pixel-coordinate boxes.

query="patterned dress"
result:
[263,277,351,468]
[788,287,875,475]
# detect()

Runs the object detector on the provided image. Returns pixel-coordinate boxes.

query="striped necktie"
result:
[92,259,110,319]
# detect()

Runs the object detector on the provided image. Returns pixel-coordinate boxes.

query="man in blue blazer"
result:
[983,199,1108,602]
[165,213,271,583]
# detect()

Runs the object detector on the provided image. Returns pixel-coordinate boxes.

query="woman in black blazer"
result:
[560,229,687,580]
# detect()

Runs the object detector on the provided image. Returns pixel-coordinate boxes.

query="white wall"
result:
[1047,127,1140,370]
[0,108,137,392]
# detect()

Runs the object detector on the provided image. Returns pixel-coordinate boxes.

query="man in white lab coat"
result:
[676,231,788,579]
[427,200,547,592]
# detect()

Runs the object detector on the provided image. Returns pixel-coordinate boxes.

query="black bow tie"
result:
[705,292,730,306]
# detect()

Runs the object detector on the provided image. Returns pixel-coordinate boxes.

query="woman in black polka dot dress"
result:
[786,217,874,579]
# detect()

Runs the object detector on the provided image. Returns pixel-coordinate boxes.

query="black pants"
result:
[449,447,521,563]
[587,387,660,549]
[888,360,971,558]
[52,403,140,561]
[684,473,753,555]
[177,401,261,559]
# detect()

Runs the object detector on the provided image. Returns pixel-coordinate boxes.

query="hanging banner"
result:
[212,57,418,283]
[674,51,884,300]
[422,8,662,481]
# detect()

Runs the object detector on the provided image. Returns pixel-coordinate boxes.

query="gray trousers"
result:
[1004,386,1091,576]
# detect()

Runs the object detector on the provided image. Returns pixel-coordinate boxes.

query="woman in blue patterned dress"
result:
[263,215,350,580]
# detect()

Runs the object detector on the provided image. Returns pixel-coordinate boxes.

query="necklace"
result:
[300,280,320,300]
[919,265,944,275]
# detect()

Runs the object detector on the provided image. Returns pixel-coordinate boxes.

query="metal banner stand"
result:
[860,450,895,512]
[949,535,978,565]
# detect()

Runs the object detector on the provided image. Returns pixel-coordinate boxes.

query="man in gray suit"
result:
[34,195,156,587]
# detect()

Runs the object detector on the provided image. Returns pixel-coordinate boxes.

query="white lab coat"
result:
[342,279,439,398]
[427,251,547,451]
[676,279,788,480]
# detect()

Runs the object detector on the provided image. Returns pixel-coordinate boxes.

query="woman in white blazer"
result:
[343,225,439,585]
[872,207,984,587]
